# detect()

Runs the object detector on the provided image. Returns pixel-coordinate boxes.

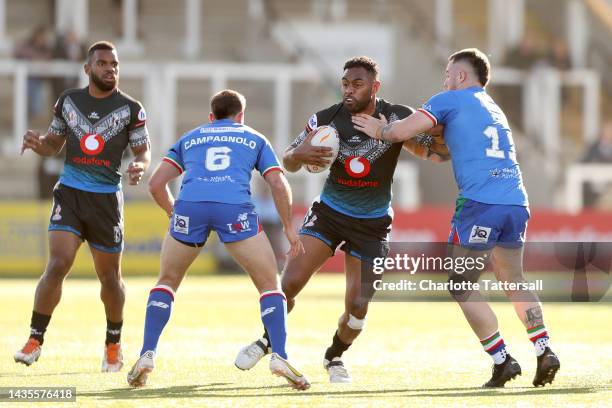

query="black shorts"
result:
[48,183,124,253]
[299,200,392,262]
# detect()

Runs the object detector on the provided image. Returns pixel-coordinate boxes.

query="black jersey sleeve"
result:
[127,100,150,148]
[48,91,69,137]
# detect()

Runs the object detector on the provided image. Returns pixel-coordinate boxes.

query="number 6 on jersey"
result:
[206,146,232,171]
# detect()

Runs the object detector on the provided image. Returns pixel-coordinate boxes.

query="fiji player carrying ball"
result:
[236,57,429,383]
[126,90,309,390]
[353,48,560,388]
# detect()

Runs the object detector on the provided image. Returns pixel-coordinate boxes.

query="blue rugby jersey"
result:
[419,87,528,206]
[164,119,282,204]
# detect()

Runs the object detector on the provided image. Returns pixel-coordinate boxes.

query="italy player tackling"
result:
[353,48,560,388]
[126,90,309,390]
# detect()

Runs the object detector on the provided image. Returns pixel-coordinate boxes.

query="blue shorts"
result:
[170,200,261,246]
[448,198,529,250]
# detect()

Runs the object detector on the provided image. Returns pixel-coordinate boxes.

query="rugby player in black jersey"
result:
[235,56,428,382]
[15,41,151,372]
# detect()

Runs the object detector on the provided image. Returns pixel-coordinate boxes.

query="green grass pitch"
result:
[1,275,610,407]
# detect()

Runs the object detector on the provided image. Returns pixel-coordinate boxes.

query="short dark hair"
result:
[343,56,379,79]
[87,41,116,63]
[211,89,246,120]
[449,48,490,87]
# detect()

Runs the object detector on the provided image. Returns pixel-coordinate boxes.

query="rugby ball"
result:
[305,126,339,173]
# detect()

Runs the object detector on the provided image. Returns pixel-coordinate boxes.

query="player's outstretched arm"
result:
[148,161,181,218]
[283,130,333,173]
[127,143,152,186]
[264,170,305,258]
[352,111,433,143]
[20,130,65,156]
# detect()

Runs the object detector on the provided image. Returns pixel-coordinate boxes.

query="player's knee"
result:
[45,256,73,280]
[347,299,369,319]
[280,276,301,300]
[447,274,473,302]
[99,271,123,290]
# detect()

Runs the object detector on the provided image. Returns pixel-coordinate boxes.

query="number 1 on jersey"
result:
[205,146,232,171]
[484,126,505,159]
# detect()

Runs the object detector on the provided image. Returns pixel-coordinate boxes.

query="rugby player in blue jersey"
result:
[15,41,151,372]
[126,90,310,390]
[353,48,560,388]
[235,57,416,383]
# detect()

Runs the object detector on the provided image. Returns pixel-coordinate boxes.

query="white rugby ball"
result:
[305,126,339,173]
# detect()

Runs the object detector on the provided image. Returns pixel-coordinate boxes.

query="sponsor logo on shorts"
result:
[303,212,317,228]
[51,203,62,221]
[261,306,276,317]
[227,212,252,234]
[469,225,492,244]
[113,226,122,243]
[174,214,189,234]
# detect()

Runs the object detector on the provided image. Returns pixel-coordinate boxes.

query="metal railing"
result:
[0,59,423,208]
[0,60,602,207]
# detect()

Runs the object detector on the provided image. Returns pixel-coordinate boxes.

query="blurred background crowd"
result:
[0,0,610,274]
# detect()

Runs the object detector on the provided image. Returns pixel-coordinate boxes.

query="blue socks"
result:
[260,291,288,359]
[139,286,287,360]
[140,285,175,356]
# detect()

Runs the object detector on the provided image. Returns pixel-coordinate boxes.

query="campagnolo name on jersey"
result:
[185,133,257,150]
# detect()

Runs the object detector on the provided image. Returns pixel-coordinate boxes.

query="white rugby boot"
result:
[324,357,352,383]
[269,353,310,390]
[235,337,270,370]
[127,350,155,387]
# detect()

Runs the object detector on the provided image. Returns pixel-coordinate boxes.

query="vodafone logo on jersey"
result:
[344,156,371,178]
[80,133,105,155]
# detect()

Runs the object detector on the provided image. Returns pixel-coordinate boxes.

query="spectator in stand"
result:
[14,26,52,120]
[546,39,571,71]
[581,120,612,207]
[503,33,544,70]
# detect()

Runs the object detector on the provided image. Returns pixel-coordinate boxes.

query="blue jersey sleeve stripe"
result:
[163,157,184,173]
[417,108,438,126]
[261,166,283,177]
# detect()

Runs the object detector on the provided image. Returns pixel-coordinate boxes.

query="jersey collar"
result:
[212,118,237,125]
